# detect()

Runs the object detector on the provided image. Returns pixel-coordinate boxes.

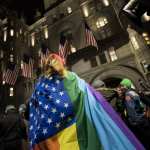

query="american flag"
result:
[40,48,50,67]
[58,35,71,62]
[29,76,75,148]
[3,63,19,85]
[85,22,98,50]
[21,54,34,78]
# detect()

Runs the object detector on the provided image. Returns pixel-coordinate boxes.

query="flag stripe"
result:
[22,58,34,78]
[34,123,79,150]
[40,49,50,66]
[88,85,144,149]
[3,66,19,85]
[57,123,79,150]
[63,72,144,150]
[59,40,70,62]
[85,28,98,49]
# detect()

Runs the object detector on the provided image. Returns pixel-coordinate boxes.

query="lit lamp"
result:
[67,7,72,14]
[3,29,7,42]
[31,33,35,47]
[144,37,149,41]
[147,41,150,45]
[10,29,14,36]
[103,0,109,6]
[21,60,23,69]
[142,32,148,37]
[19,29,22,34]
[82,5,89,17]
[71,45,76,53]
[44,27,48,39]
[9,87,14,97]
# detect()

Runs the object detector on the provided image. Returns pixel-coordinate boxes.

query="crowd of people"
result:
[0,54,150,150]
[107,78,150,149]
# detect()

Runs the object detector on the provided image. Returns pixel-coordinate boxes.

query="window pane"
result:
[109,47,118,61]
[10,87,14,96]
[4,30,7,42]
[90,56,98,67]
[31,33,35,47]
[99,52,107,64]
[131,36,139,50]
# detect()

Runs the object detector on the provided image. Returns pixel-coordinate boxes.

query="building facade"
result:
[28,0,150,88]
[0,0,150,108]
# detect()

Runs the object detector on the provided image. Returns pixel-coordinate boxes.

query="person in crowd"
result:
[19,104,29,150]
[115,86,126,120]
[0,105,27,150]
[119,79,150,149]
[27,53,144,150]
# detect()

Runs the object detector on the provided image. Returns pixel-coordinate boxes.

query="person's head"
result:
[120,78,132,89]
[116,85,125,97]
[19,104,26,116]
[5,105,16,114]
[44,53,65,76]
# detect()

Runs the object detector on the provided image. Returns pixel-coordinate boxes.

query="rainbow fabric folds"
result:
[29,71,145,150]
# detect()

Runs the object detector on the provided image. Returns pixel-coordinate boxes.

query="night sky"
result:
[0,0,44,24]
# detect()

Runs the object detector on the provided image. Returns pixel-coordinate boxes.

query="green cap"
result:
[120,78,132,88]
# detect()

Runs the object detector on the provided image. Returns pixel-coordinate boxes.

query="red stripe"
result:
[86,29,98,49]
[59,40,70,61]
[3,66,18,85]
[22,58,34,78]
[40,49,49,66]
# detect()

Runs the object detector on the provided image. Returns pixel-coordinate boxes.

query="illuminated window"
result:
[10,54,14,62]
[82,5,89,17]
[19,29,22,34]
[147,41,150,45]
[96,17,108,28]
[44,26,48,39]
[142,32,148,37]
[142,32,150,46]
[71,45,76,53]
[145,37,149,41]
[2,81,5,85]
[90,56,98,67]
[10,29,14,36]
[131,36,139,50]
[3,28,7,42]
[103,0,109,6]
[16,32,19,38]
[109,47,118,61]
[21,60,23,69]
[38,50,41,57]
[0,50,3,58]
[31,33,35,47]
[9,87,14,97]
[67,7,72,14]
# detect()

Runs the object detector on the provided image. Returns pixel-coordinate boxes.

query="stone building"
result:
[29,0,150,89]
[0,0,150,108]
[0,11,30,110]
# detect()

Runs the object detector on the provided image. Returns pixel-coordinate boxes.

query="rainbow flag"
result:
[29,71,145,150]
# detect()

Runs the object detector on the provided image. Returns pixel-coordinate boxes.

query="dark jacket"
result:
[0,111,27,150]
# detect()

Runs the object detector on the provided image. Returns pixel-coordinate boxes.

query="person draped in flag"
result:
[28,53,145,150]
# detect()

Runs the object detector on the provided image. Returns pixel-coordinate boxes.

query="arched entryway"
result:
[90,65,145,89]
